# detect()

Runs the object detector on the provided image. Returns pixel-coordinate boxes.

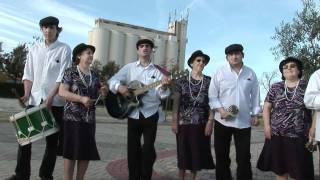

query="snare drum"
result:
[9,105,60,146]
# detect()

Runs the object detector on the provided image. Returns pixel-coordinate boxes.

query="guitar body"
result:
[105,81,143,119]
[105,70,189,119]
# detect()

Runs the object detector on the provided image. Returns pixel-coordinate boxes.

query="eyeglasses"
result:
[195,59,206,63]
[282,64,297,69]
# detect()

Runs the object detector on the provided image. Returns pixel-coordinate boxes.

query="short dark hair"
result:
[39,16,62,38]
[279,57,303,80]
[136,39,154,49]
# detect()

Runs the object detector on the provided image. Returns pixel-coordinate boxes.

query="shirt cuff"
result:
[115,83,120,90]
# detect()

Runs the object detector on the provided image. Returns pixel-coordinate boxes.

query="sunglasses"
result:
[195,59,206,63]
[282,64,297,69]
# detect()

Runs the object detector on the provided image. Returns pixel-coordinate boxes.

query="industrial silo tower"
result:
[88,17,188,71]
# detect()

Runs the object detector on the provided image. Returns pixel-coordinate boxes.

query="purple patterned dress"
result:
[266,80,311,137]
[174,75,215,170]
[61,66,101,160]
[257,80,314,179]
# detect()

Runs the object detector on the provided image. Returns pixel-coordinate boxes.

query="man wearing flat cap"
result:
[6,16,71,180]
[208,44,261,180]
[108,39,170,180]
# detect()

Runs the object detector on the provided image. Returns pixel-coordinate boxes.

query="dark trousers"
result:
[127,112,159,180]
[14,106,64,180]
[214,121,252,180]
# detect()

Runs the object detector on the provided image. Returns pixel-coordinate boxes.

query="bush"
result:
[0,82,23,98]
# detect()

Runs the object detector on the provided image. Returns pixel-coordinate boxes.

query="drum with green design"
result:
[9,105,59,146]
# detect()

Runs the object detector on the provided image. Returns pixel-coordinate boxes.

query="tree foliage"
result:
[272,0,320,80]
[91,60,120,82]
[260,70,279,92]
[0,43,28,83]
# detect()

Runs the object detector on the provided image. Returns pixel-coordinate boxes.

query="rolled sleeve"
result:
[250,73,261,115]
[208,72,223,109]
[108,64,129,94]
[56,46,71,83]
[304,71,320,109]
[22,51,34,82]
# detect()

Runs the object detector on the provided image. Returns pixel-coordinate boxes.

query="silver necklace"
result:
[188,73,204,101]
[284,80,300,101]
[77,65,92,88]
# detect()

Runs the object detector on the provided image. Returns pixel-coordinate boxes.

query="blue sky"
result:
[0,0,303,96]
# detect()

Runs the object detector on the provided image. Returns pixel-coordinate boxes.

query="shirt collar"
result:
[227,63,244,74]
[41,40,59,50]
[136,59,154,69]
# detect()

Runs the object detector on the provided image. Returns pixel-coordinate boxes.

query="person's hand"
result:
[220,109,233,120]
[171,118,178,134]
[118,85,130,97]
[161,76,171,90]
[20,94,30,103]
[43,95,54,109]
[80,96,93,108]
[309,127,316,139]
[264,125,272,139]
[251,116,260,126]
[205,120,214,136]
[100,85,109,97]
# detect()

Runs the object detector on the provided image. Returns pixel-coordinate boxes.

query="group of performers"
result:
[5,15,320,180]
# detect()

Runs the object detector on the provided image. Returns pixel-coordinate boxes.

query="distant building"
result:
[0,42,2,52]
[88,18,188,71]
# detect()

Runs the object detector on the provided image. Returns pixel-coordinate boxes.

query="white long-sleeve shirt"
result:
[22,41,71,106]
[304,69,320,140]
[108,60,170,119]
[209,64,261,128]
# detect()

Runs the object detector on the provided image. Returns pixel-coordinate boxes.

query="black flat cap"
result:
[225,44,243,54]
[136,39,154,49]
[72,43,95,62]
[39,16,59,27]
[187,50,210,68]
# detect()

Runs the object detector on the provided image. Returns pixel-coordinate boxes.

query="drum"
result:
[9,105,59,146]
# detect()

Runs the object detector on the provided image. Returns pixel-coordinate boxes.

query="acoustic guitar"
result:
[105,70,189,119]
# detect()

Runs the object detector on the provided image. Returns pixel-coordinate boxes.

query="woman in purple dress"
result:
[172,50,215,180]
[257,57,314,180]
[58,43,108,180]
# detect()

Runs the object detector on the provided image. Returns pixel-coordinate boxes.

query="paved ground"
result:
[0,98,319,180]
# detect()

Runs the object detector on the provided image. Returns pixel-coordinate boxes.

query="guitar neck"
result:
[133,80,163,96]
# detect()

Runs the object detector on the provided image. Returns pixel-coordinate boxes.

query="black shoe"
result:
[5,174,30,180]
[41,178,53,180]
[5,175,19,180]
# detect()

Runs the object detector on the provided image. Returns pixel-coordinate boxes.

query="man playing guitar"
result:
[108,39,170,180]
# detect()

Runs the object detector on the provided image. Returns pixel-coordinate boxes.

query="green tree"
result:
[0,43,28,83]
[91,60,120,82]
[272,0,320,80]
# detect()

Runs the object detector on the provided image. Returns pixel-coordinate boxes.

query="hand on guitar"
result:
[161,76,171,90]
[80,96,93,108]
[118,85,131,97]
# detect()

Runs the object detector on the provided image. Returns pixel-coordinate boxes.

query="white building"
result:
[88,18,188,71]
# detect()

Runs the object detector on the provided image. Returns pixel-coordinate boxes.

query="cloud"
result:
[0,29,27,39]
[0,36,20,51]
[0,6,38,35]
[26,0,94,26]
[0,0,96,49]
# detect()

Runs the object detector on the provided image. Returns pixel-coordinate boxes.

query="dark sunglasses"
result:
[195,59,206,63]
